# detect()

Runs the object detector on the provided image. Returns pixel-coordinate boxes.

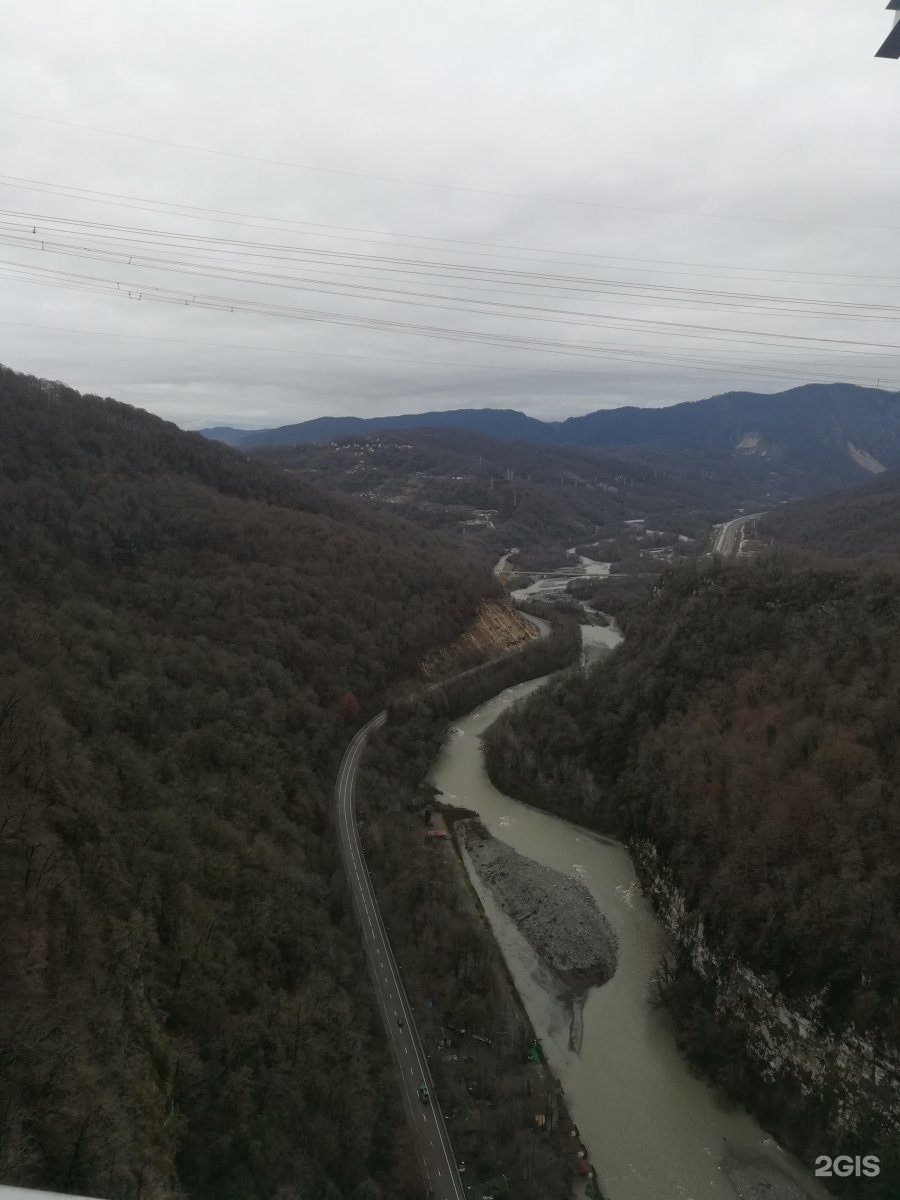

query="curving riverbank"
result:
[431,677,830,1200]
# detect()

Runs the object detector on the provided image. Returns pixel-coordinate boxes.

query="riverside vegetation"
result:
[484,557,900,1197]
[0,365,497,1200]
[356,621,584,1199]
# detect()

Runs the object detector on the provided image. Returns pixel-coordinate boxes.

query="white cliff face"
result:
[633,840,900,1142]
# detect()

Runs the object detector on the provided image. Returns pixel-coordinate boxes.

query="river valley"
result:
[429,670,831,1200]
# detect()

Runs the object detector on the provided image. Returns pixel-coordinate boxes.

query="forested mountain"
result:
[761,471,900,559]
[0,365,493,1200]
[202,383,900,491]
[257,427,794,552]
[202,408,547,449]
[484,558,900,1194]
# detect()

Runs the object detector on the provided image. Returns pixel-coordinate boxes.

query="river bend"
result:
[430,675,828,1200]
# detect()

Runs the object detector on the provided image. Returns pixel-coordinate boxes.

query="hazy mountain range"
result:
[203,383,900,492]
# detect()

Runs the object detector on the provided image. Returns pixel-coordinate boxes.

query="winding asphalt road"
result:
[335,608,549,1199]
[519,609,551,638]
[335,713,466,1200]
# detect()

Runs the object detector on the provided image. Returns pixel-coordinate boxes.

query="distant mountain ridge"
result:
[204,407,546,446]
[201,384,900,489]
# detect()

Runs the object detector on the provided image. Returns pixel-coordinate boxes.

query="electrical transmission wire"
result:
[4,258,899,390]
[2,173,900,291]
[3,106,900,232]
[5,212,900,332]
[3,160,899,396]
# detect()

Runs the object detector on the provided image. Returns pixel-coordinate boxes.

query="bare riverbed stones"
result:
[458,818,618,991]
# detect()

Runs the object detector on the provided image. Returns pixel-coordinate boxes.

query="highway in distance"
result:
[712,512,764,558]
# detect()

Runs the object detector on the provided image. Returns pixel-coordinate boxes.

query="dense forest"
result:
[0,365,495,1199]
[761,472,900,559]
[484,558,900,1194]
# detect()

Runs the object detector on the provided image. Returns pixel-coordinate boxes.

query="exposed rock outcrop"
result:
[421,599,538,678]
[635,838,900,1149]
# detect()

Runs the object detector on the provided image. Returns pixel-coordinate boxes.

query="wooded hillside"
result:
[0,365,491,1200]
[484,559,900,1192]
[761,472,900,559]
[259,427,780,551]
[487,559,900,1032]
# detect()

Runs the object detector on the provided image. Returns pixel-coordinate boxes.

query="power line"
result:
[3,172,900,288]
[3,106,900,232]
[6,212,900,328]
[0,307,835,392]
[5,317,896,379]
[3,305,893,392]
[7,231,900,352]
[4,173,900,396]
[0,317,621,377]
[4,259,900,388]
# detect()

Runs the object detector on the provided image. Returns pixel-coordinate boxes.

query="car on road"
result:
[418,1084,430,1104]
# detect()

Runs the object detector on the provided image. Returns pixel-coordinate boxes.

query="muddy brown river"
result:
[430,673,830,1200]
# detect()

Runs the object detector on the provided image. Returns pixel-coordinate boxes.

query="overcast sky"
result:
[2,1,900,430]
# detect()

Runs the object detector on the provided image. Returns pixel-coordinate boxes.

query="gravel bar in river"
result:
[458,817,618,992]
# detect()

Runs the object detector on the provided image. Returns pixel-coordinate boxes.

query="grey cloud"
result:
[1,0,899,430]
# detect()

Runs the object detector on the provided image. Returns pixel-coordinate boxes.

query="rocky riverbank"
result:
[457,818,618,993]
[722,1147,821,1200]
